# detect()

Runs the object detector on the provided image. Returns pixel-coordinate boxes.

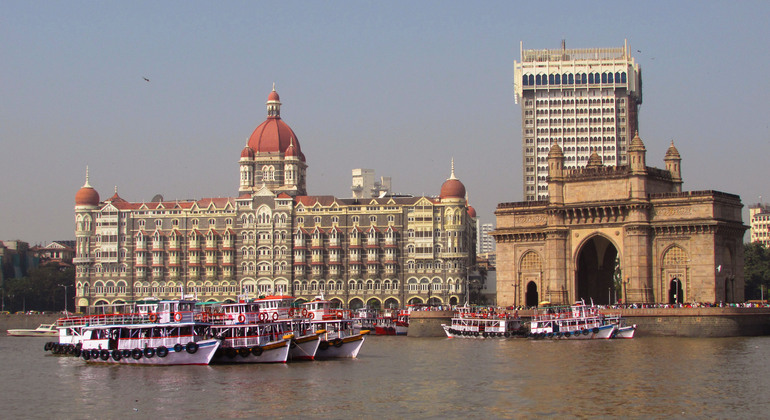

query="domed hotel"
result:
[73,87,476,312]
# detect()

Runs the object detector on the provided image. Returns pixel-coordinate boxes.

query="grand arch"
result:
[492,134,746,306]
[575,235,618,306]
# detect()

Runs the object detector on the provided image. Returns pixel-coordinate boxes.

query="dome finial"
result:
[449,158,457,180]
[114,185,118,194]
[272,82,276,92]
[83,166,92,188]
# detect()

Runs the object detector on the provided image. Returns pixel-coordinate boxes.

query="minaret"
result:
[664,140,682,192]
[547,143,565,204]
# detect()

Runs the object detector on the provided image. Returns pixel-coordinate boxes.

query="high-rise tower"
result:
[514,40,642,201]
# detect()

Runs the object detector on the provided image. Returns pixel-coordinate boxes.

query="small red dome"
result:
[76,185,100,206]
[285,139,299,158]
[467,206,477,218]
[240,146,254,159]
[440,179,466,200]
[268,89,280,102]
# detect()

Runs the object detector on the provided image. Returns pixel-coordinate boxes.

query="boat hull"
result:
[211,339,290,364]
[612,325,637,339]
[81,339,220,365]
[288,334,321,361]
[529,324,616,340]
[314,334,366,359]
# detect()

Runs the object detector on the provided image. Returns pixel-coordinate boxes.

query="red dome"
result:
[75,185,100,206]
[246,88,305,161]
[467,206,477,218]
[285,139,299,158]
[240,146,254,159]
[440,179,466,199]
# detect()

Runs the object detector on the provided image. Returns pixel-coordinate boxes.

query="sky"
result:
[2,1,769,245]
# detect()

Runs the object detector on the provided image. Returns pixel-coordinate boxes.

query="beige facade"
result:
[492,134,746,307]
[749,204,770,247]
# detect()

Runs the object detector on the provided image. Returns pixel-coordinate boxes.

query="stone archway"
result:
[525,281,538,307]
[576,235,618,305]
[349,297,364,309]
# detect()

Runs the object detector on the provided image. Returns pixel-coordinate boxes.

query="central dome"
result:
[246,87,305,161]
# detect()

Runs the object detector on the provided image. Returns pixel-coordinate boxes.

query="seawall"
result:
[407,307,770,338]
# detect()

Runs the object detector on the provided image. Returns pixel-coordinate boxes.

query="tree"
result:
[1,265,74,312]
[744,242,770,300]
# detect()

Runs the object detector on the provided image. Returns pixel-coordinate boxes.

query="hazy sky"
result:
[2,1,769,245]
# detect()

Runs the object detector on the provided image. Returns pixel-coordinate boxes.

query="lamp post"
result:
[59,284,69,314]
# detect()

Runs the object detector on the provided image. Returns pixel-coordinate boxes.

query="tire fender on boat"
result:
[251,346,263,356]
[186,342,199,354]
[132,349,143,360]
[157,346,169,358]
[174,343,183,353]
[144,347,155,358]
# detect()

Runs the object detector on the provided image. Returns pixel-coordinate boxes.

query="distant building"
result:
[0,240,37,285]
[351,169,392,199]
[514,40,642,201]
[478,223,496,254]
[749,204,770,247]
[33,241,76,268]
[73,88,476,312]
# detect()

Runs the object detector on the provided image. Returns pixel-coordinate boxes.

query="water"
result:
[2,335,769,418]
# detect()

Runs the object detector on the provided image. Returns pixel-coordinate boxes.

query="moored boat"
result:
[442,307,523,338]
[529,301,616,340]
[8,323,58,337]
[302,298,369,359]
[208,301,291,364]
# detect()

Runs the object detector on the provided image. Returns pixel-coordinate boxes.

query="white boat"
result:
[352,307,378,333]
[442,307,523,338]
[79,324,219,365]
[612,324,637,339]
[8,323,58,337]
[78,299,219,365]
[529,301,616,340]
[302,298,369,359]
[208,301,291,364]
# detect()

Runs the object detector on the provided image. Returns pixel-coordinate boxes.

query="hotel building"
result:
[73,88,476,312]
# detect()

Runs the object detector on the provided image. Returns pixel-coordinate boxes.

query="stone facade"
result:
[492,134,747,307]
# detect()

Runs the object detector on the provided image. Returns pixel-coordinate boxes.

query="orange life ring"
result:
[148,313,157,323]
[288,308,294,317]
[174,313,182,322]
[308,312,315,319]
[259,312,268,322]
[272,312,279,321]
[238,314,246,323]
[302,309,309,317]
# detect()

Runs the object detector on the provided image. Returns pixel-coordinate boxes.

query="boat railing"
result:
[57,313,151,327]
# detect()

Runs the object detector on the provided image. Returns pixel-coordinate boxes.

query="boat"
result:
[248,295,323,360]
[302,297,369,359]
[529,300,616,340]
[78,299,219,365]
[602,313,637,339]
[374,308,408,335]
[352,307,378,333]
[208,300,291,364]
[442,307,524,338]
[8,323,59,337]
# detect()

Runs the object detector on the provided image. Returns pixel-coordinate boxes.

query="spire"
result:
[83,166,92,188]
[449,158,457,180]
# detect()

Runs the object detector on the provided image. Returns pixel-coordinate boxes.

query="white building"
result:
[351,169,391,199]
[514,40,642,201]
[750,204,770,247]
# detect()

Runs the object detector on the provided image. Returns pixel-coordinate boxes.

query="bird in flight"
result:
[143,77,150,82]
